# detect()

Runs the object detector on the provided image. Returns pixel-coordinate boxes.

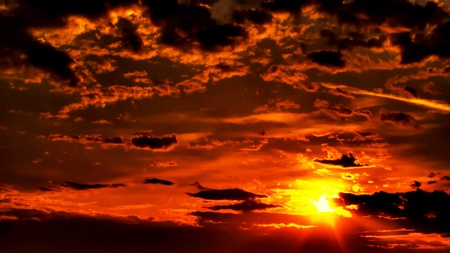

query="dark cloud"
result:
[104,137,125,144]
[232,9,273,25]
[261,0,311,14]
[1,0,252,85]
[322,104,372,120]
[0,208,384,253]
[326,0,446,30]
[320,29,386,50]
[391,20,450,65]
[143,0,247,51]
[307,51,345,68]
[209,199,278,212]
[260,0,447,32]
[314,153,364,168]
[441,176,450,181]
[354,131,379,141]
[131,134,177,150]
[410,181,421,189]
[380,112,417,128]
[143,178,174,186]
[62,181,126,190]
[196,24,247,51]
[428,172,437,178]
[427,181,437,185]
[0,0,141,85]
[329,88,355,99]
[403,86,418,98]
[0,28,80,85]
[188,187,267,200]
[116,18,144,53]
[337,190,450,236]
[191,181,207,190]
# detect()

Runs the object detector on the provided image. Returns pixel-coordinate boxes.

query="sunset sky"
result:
[2,0,450,252]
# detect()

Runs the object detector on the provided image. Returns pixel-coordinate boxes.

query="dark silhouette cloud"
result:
[410,180,421,189]
[144,178,174,186]
[131,134,177,150]
[104,137,125,144]
[329,88,355,99]
[0,0,253,85]
[143,0,247,51]
[261,0,311,14]
[380,112,417,127]
[210,199,278,212]
[338,190,450,236]
[403,86,418,98]
[191,181,207,190]
[0,0,141,85]
[188,187,267,200]
[320,29,387,50]
[319,0,447,30]
[314,153,364,168]
[322,104,372,119]
[62,181,126,190]
[441,176,450,181]
[232,9,273,25]
[307,51,345,68]
[116,18,144,53]
[0,208,386,253]
[196,24,247,51]
[391,20,450,65]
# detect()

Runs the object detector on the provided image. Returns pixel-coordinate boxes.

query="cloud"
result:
[307,51,345,68]
[321,0,446,30]
[143,0,247,51]
[209,199,278,212]
[320,104,372,120]
[116,18,143,53]
[0,0,142,86]
[143,178,174,186]
[314,153,364,168]
[0,29,80,85]
[338,190,450,236]
[410,181,421,189]
[47,133,179,152]
[321,83,450,113]
[0,207,383,253]
[61,181,126,190]
[441,176,450,181]
[232,9,273,25]
[260,0,309,14]
[187,187,267,200]
[104,137,125,144]
[320,29,387,50]
[131,134,178,150]
[380,111,417,128]
[391,20,450,64]
[328,88,355,99]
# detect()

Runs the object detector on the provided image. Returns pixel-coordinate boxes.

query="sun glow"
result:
[311,195,335,213]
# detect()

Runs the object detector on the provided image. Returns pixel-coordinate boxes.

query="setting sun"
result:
[311,195,335,213]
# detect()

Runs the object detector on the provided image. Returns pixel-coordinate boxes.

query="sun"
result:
[311,195,335,213]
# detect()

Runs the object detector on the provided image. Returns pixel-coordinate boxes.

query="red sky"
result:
[2,0,450,252]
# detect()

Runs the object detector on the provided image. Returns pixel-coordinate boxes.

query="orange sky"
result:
[2,0,450,252]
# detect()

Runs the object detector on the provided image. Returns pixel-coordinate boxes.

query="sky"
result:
[1,0,450,252]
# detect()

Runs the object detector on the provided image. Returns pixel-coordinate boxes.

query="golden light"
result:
[311,195,335,213]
